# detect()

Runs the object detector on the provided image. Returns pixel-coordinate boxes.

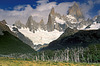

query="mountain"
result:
[85,16,100,30]
[39,19,47,31]
[26,16,39,33]
[14,20,26,29]
[41,28,100,50]
[0,31,35,55]
[0,20,7,25]
[12,27,34,49]
[67,2,84,21]
[47,12,55,32]
[0,21,35,54]
[10,2,100,51]
[0,20,16,36]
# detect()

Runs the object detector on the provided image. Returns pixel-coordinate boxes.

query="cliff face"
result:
[39,19,47,31]
[67,2,84,21]
[26,16,39,33]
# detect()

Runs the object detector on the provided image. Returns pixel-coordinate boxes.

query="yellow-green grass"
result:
[0,57,100,66]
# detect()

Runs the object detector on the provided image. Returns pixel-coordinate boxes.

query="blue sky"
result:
[0,0,100,24]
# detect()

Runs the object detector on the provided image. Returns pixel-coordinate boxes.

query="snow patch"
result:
[55,17,66,24]
[18,28,63,45]
[86,22,100,30]
[66,15,76,19]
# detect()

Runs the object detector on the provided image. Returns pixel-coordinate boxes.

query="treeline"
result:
[0,45,100,63]
[34,45,100,63]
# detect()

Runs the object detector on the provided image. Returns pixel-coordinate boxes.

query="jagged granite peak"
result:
[50,7,55,15]
[47,14,55,32]
[39,19,46,30]
[67,2,84,21]
[0,20,7,25]
[0,20,16,36]
[14,20,26,29]
[47,7,64,32]
[26,16,39,33]
[26,16,33,28]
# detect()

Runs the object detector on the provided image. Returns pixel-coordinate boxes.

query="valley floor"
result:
[0,57,100,66]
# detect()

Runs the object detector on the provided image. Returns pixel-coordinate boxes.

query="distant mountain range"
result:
[1,2,100,51]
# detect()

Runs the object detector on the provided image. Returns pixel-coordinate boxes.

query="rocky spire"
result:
[0,20,16,36]
[47,14,55,32]
[26,16,33,28]
[0,20,7,25]
[67,2,84,21]
[26,16,39,33]
[50,7,55,15]
[39,19,46,30]
[14,20,25,28]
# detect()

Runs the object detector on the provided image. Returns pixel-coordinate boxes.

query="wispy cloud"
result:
[0,0,99,25]
[80,0,94,19]
[98,10,100,15]
[0,0,74,25]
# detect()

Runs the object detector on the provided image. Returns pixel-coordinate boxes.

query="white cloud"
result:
[36,2,56,11]
[0,0,98,25]
[0,0,75,25]
[37,0,49,4]
[0,5,34,25]
[94,0,100,4]
[80,0,94,19]
[98,10,100,15]
[55,2,74,15]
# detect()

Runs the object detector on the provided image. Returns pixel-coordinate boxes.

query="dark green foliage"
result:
[0,31,35,54]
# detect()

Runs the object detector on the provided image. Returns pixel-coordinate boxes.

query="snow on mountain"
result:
[66,15,76,20]
[86,22,100,30]
[18,28,63,45]
[66,15,78,24]
[55,17,66,24]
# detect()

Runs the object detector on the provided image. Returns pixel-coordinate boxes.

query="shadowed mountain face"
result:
[41,28,100,50]
[0,20,35,54]
[0,31,35,54]
[12,27,34,49]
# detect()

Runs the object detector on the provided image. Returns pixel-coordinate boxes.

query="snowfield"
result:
[18,28,63,45]
[87,22,100,30]
[55,17,66,24]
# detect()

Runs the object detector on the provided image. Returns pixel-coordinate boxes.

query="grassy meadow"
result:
[0,57,100,66]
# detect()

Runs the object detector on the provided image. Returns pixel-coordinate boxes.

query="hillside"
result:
[41,28,100,50]
[0,31,35,55]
